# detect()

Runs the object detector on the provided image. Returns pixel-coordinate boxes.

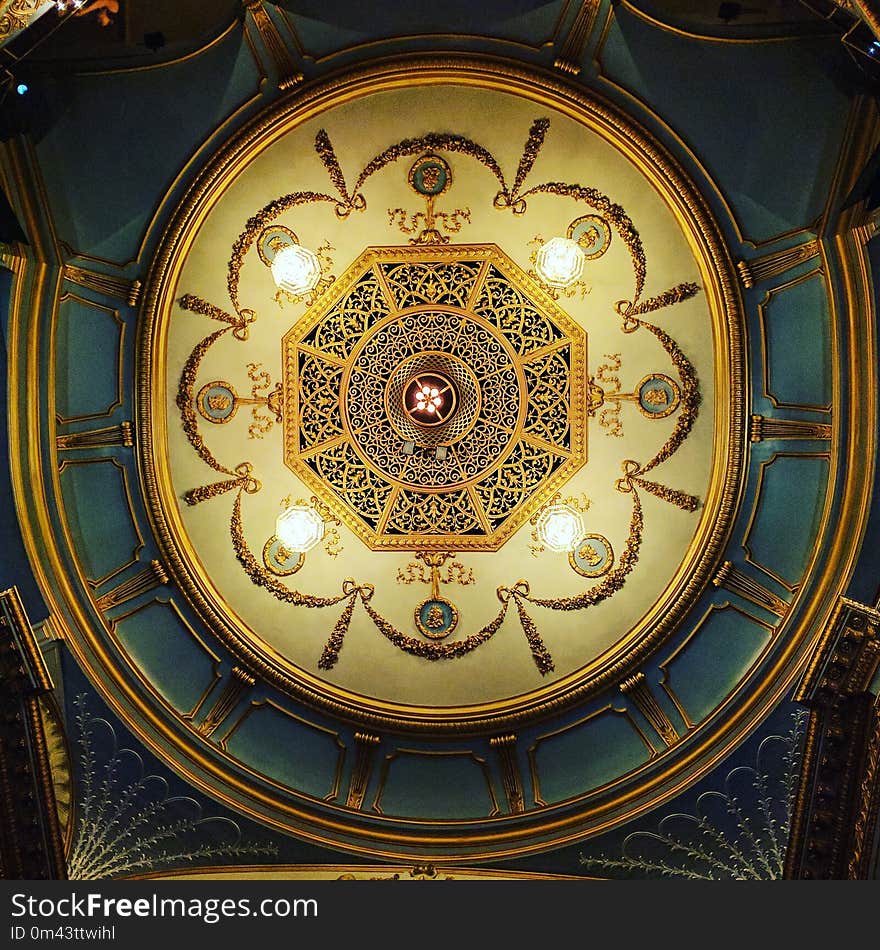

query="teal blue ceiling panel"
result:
[527,709,654,805]
[33,27,260,264]
[659,605,772,726]
[744,453,830,587]
[599,6,851,243]
[57,458,143,587]
[759,269,832,411]
[278,0,567,58]
[54,293,123,424]
[373,748,499,819]
[221,702,345,803]
[111,599,220,716]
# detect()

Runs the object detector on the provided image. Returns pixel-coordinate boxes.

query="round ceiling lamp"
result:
[404,373,457,426]
[535,236,585,289]
[275,503,325,553]
[536,502,585,552]
[270,242,322,296]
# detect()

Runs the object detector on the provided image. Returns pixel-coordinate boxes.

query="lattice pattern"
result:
[472,265,566,356]
[386,489,483,536]
[380,260,482,309]
[523,347,571,448]
[309,441,394,528]
[296,352,344,449]
[301,270,390,360]
[474,440,567,528]
[283,246,587,550]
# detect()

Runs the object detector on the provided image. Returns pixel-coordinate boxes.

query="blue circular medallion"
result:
[568,214,611,260]
[415,597,458,640]
[569,534,614,578]
[262,535,306,576]
[409,154,451,197]
[196,381,238,423]
[637,374,680,418]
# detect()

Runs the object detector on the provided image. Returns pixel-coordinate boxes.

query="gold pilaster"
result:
[553,1,600,75]
[619,672,679,747]
[489,733,526,814]
[749,415,832,442]
[63,264,141,306]
[197,667,256,739]
[712,560,789,619]
[95,560,169,611]
[737,239,819,289]
[346,732,380,809]
[56,421,133,451]
[243,0,303,89]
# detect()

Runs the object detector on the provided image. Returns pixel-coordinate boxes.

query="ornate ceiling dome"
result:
[15,51,868,863]
[143,64,738,721]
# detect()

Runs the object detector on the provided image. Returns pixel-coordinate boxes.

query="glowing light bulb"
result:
[270,243,322,296]
[536,503,584,553]
[275,504,324,554]
[535,236,585,289]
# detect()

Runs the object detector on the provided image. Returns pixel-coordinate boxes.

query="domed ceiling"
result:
[11,40,869,862]
[148,72,733,715]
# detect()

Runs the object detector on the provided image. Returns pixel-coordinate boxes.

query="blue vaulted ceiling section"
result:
[1,1,878,873]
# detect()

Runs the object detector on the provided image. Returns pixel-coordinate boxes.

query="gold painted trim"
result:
[127,862,593,880]
[300,34,559,68]
[592,37,819,251]
[105,596,223,719]
[56,457,146,590]
[69,18,243,76]
[528,705,658,809]
[658,601,775,730]
[616,0,838,44]
[58,242,139,273]
[137,55,745,733]
[9,55,872,861]
[217,699,346,804]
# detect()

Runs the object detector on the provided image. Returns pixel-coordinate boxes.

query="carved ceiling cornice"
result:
[786,597,880,879]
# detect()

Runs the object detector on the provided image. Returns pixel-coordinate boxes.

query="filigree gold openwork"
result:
[283,245,588,551]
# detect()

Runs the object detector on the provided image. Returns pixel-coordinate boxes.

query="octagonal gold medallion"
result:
[283,244,587,550]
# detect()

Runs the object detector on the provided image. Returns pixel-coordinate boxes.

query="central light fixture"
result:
[276,504,324,554]
[271,242,322,296]
[403,372,457,427]
[535,236,585,289]
[537,502,584,552]
[416,385,442,414]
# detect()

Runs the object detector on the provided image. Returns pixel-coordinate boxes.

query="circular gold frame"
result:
[344,304,526,494]
[136,57,746,735]
[635,372,681,419]
[15,53,872,863]
[385,351,479,445]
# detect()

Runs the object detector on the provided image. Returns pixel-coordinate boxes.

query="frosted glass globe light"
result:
[276,504,324,554]
[271,243,322,296]
[537,503,584,553]
[535,236,584,289]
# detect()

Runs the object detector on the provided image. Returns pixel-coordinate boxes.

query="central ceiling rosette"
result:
[284,245,587,550]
